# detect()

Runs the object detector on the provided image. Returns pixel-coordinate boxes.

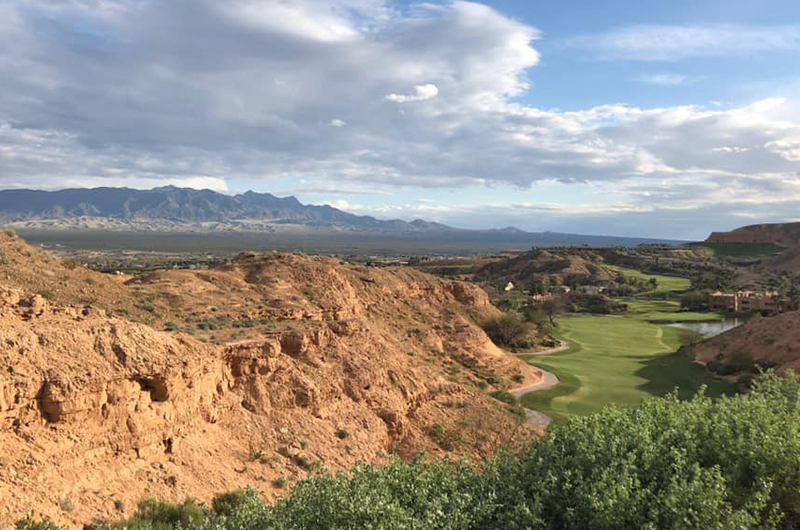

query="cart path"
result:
[509,341,569,431]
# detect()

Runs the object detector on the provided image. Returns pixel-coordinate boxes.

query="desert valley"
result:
[5,194,800,527]
[4,1,800,528]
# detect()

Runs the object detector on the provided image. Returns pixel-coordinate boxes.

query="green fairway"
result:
[685,241,785,258]
[623,298,724,322]
[521,266,734,424]
[603,264,690,294]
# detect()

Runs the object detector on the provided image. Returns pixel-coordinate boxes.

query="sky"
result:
[1,1,800,239]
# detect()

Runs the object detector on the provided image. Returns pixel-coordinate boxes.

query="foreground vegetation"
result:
[18,374,800,530]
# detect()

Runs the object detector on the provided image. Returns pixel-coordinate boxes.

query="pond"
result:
[663,319,744,339]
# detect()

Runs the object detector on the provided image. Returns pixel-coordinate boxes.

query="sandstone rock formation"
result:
[0,232,540,526]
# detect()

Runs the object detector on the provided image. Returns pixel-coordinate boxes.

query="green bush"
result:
[15,517,62,530]
[426,423,461,451]
[47,373,800,530]
[211,488,261,516]
[488,390,518,405]
[61,258,79,270]
[96,498,208,530]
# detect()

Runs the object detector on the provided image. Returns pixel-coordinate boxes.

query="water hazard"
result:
[663,319,744,338]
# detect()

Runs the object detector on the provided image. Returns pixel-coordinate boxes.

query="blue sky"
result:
[1,0,800,239]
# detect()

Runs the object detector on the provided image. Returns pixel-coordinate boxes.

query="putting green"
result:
[520,268,734,424]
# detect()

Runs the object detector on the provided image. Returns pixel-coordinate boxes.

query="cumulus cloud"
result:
[569,24,800,61]
[0,1,799,235]
[385,84,439,103]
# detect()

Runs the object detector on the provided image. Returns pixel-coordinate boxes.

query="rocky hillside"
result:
[691,312,800,375]
[0,232,540,527]
[474,249,616,290]
[706,222,800,247]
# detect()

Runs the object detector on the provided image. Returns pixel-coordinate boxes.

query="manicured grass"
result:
[603,264,690,293]
[622,298,724,322]
[685,241,786,257]
[521,265,734,423]
[521,315,734,423]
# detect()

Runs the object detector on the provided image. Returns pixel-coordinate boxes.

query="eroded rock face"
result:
[0,245,541,528]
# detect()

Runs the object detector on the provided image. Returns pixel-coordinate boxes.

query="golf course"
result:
[520,266,736,424]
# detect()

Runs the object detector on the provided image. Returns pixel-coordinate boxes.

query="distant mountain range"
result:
[0,187,680,247]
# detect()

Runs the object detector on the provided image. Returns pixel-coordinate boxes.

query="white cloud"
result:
[0,2,799,237]
[634,73,700,86]
[385,84,439,103]
[325,199,351,209]
[570,24,800,60]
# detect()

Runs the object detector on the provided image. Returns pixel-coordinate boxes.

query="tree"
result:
[541,296,564,325]
[481,314,533,346]
[680,290,708,311]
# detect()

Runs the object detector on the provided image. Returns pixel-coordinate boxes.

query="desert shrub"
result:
[37,289,54,300]
[481,315,533,347]
[15,517,62,530]
[511,373,524,383]
[737,373,756,388]
[427,423,461,451]
[336,429,350,440]
[98,498,208,530]
[706,358,723,373]
[196,316,230,330]
[61,258,79,270]
[488,390,518,405]
[211,488,262,516]
[164,321,179,332]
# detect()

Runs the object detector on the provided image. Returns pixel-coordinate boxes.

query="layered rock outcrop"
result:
[0,234,540,527]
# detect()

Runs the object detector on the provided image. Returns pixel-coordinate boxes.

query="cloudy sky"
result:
[2,0,800,239]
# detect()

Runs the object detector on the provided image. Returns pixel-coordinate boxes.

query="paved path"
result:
[515,340,569,356]
[509,341,568,431]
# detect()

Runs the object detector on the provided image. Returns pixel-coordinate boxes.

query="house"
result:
[575,285,604,295]
[708,291,736,311]
[708,290,794,314]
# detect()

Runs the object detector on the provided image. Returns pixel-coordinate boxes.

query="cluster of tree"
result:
[602,273,657,297]
[24,373,800,530]
[680,290,709,311]
[493,297,563,337]
[565,293,627,315]
[691,270,735,291]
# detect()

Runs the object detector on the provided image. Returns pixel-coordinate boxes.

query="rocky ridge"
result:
[0,232,540,526]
